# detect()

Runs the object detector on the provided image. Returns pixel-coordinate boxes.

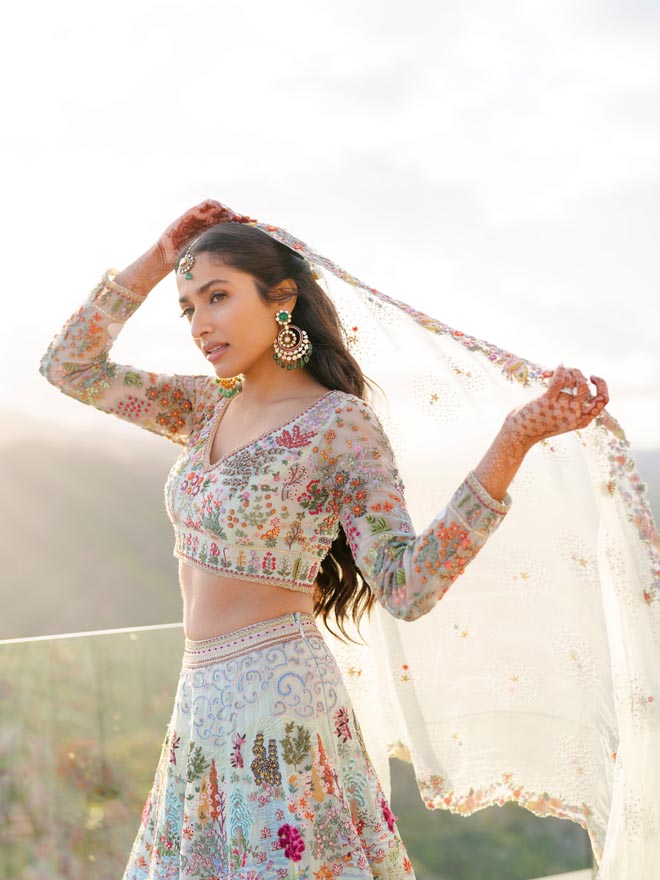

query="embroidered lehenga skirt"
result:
[121,611,416,879]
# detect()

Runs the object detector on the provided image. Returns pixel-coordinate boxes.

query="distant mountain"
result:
[1,410,657,640]
[0,414,183,639]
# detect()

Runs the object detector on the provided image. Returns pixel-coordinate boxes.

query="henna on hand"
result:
[159,199,257,263]
[473,365,610,502]
[504,365,610,448]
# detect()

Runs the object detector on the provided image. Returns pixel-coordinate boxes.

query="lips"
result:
[204,343,229,363]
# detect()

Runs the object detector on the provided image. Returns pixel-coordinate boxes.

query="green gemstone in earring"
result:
[277,310,289,323]
[185,272,192,280]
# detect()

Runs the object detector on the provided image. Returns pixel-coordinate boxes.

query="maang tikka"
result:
[178,238,199,280]
[273,309,312,369]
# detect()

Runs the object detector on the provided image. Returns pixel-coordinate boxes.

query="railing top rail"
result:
[0,620,183,645]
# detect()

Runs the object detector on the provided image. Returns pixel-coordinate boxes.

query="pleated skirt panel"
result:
[121,610,416,880]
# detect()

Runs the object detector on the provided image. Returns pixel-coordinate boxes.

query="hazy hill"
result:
[1,409,658,640]
[1,412,182,639]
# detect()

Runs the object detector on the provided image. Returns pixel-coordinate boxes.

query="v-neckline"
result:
[202,389,338,472]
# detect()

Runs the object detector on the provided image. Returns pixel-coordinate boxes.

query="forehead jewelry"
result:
[273,309,312,370]
[178,241,197,280]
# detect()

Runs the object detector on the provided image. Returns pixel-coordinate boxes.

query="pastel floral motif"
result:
[333,707,352,743]
[145,381,193,434]
[230,732,246,768]
[419,770,599,857]
[277,823,305,861]
[169,731,180,765]
[297,479,329,515]
[181,471,204,496]
[275,425,316,448]
[262,552,277,572]
[260,519,281,545]
[381,797,397,832]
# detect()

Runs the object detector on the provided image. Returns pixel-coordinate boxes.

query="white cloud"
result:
[2,0,659,447]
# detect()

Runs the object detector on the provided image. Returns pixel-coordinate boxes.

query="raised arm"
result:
[39,200,255,445]
[332,367,609,622]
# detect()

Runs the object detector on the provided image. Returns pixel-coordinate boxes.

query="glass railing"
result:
[0,625,594,880]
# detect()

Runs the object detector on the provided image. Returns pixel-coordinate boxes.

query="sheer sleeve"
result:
[329,396,512,621]
[39,270,218,445]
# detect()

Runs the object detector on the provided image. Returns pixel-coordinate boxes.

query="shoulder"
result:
[329,390,385,423]
[325,390,394,449]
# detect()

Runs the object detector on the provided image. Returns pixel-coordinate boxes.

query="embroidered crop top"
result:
[39,271,512,621]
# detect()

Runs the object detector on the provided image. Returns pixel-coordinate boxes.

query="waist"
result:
[173,527,325,593]
[178,559,316,640]
[183,610,320,668]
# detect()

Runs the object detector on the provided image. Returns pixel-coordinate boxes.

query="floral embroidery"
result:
[334,707,352,743]
[39,273,217,444]
[169,730,180,765]
[40,271,512,612]
[277,823,305,861]
[144,381,193,435]
[121,620,415,878]
[275,425,316,448]
[381,798,397,832]
[251,733,283,786]
[419,769,603,863]
[230,733,246,769]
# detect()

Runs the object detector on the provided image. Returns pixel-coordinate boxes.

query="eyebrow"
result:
[178,279,230,304]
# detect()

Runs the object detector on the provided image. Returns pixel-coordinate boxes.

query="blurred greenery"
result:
[0,628,183,878]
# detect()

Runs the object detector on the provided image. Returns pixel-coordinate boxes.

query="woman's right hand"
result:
[157,199,257,270]
[114,201,256,296]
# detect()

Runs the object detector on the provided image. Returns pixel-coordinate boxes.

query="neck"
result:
[234,351,317,405]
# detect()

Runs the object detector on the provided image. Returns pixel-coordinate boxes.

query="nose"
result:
[190,307,214,341]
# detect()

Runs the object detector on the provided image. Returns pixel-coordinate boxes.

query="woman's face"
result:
[176,253,296,378]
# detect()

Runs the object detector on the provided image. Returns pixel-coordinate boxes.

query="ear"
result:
[273,278,298,313]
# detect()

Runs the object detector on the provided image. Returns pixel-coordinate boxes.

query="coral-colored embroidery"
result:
[40,272,511,619]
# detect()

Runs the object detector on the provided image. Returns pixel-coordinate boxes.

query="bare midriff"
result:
[179,559,316,640]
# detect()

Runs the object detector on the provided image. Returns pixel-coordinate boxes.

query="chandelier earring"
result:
[273,309,313,370]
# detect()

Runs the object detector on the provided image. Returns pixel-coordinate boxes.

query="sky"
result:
[2,0,659,448]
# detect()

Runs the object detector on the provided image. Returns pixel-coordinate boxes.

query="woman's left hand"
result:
[504,365,609,449]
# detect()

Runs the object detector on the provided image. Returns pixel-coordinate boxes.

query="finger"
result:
[590,375,609,405]
[566,367,588,383]
[574,376,592,402]
[576,399,606,427]
[547,365,568,400]
[200,199,225,213]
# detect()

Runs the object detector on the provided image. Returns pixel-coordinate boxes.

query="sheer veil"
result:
[250,219,659,878]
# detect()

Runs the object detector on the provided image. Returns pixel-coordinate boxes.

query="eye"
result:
[178,292,227,320]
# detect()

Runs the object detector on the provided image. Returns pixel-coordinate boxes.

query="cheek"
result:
[246,307,278,339]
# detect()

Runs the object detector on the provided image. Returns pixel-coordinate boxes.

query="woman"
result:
[40,200,609,879]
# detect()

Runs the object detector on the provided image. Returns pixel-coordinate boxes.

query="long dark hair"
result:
[182,223,377,644]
